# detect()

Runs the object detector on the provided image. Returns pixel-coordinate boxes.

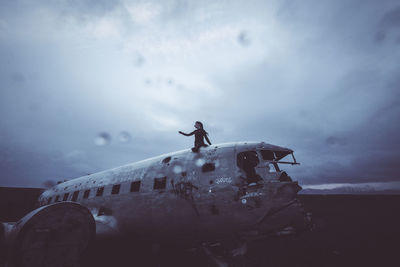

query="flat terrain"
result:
[1,191,399,266]
[81,195,400,267]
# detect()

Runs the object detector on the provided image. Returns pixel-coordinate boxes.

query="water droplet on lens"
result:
[94,132,111,146]
[173,165,182,174]
[195,158,205,167]
[42,180,56,188]
[134,53,145,67]
[238,31,251,46]
[119,131,131,143]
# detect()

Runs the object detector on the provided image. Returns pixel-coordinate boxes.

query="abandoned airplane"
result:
[0,141,311,267]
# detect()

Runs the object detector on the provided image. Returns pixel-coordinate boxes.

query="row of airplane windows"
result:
[44,162,218,205]
[46,179,151,205]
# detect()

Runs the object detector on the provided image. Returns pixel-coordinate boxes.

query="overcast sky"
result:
[0,0,399,188]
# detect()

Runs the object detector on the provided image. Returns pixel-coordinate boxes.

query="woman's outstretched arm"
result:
[179,131,195,136]
[205,134,212,145]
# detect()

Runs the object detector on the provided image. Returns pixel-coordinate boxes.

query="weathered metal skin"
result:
[37,142,307,245]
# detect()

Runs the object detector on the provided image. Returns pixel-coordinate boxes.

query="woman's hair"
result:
[195,121,204,129]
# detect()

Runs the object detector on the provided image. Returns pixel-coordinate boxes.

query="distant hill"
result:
[300,187,400,195]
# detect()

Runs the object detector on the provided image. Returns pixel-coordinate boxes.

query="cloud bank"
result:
[0,0,399,187]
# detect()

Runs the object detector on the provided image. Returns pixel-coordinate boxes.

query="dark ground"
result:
[1,191,400,266]
[81,195,400,267]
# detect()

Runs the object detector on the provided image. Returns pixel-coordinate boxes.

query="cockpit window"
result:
[237,151,262,184]
[237,151,259,168]
[274,151,291,160]
[260,150,275,161]
[261,150,292,161]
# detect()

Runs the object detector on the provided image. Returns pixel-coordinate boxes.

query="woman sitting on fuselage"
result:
[179,121,212,152]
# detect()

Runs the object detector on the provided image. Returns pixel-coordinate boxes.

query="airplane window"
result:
[153,177,167,190]
[130,181,141,192]
[202,163,215,172]
[96,187,104,197]
[47,197,52,204]
[63,193,69,201]
[260,150,275,161]
[83,189,90,199]
[111,184,121,195]
[55,195,60,202]
[71,190,79,201]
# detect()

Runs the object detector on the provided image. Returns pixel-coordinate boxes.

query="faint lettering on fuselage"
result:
[241,192,264,199]
[215,177,232,184]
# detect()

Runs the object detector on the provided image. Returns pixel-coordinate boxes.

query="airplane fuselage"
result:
[38,142,306,244]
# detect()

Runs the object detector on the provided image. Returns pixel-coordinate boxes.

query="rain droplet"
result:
[42,180,56,188]
[119,131,131,143]
[238,31,251,46]
[94,132,111,146]
[173,165,182,174]
[195,158,205,167]
[11,72,25,83]
[134,53,145,67]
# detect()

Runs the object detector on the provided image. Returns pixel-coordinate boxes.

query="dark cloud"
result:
[375,6,400,43]
[10,72,25,83]
[374,30,386,42]
[0,143,84,187]
[1,0,400,189]
[325,136,346,146]
[48,0,121,18]
[380,6,400,28]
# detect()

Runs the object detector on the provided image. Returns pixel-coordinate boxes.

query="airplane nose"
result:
[276,181,302,200]
[251,181,306,236]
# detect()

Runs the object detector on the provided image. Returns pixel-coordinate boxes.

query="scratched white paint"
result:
[240,192,264,199]
[215,177,232,184]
